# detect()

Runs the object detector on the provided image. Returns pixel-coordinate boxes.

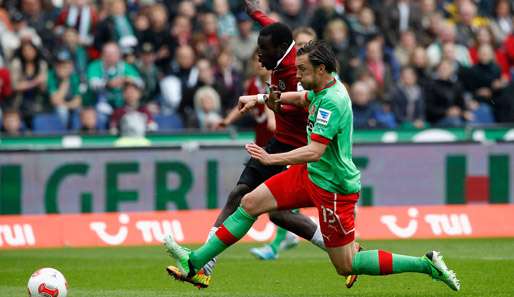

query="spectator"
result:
[454,0,490,47]
[424,59,470,126]
[461,44,504,124]
[110,78,156,134]
[215,49,243,112]
[199,12,221,57]
[87,42,142,125]
[10,38,47,128]
[214,0,238,39]
[324,19,359,84]
[170,15,192,47]
[309,0,345,40]
[351,7,380,49]
[490,0,513,43]
[193,85,222,130]
[409,46,431,87]
[61,27,89,82]
[277,0,307,29]
[351,80,395,129]
[293,26,317,49]
[135,42,160,111]
[55,0,98,47]
[493,79,514,123]
[1,109,23,135]
[380,0,422,47]
[394,30,418,67]
[468,26,511,78]
[1,11,42,60]
[427,21,471,67]
[358,39,394,99]
[0,63,12,106]
[229,12,258,73]
[344,0,366,31]
[418,0,438,46]
[389,67,425,128]
[20,0,57,55]
[142,4,172,71]
[48,50,83,127]
[79,106,98,134]
[94,0,138,53]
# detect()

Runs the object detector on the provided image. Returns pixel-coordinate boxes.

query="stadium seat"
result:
[32,113,67,134]
[154,114,184,131]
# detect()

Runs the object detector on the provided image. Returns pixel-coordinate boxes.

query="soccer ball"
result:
[27,268,68,297]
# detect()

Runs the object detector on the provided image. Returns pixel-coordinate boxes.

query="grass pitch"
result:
[1,238,513,297]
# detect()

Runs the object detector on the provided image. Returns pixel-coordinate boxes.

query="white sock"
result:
[202,227,219,275]
[206,227,219,242]
[310,224,326,251]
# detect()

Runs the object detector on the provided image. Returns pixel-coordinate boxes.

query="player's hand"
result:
[266,85,281,112]
[238,95,257,113]
[213,120,228,130]
[245,143,274,165]
[244,0,260,14]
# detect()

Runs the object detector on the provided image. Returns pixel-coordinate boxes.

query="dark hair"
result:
[13,40,44,77]
[260,22,293,47]
[297,41,338,73]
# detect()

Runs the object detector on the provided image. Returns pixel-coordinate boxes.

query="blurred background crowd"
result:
[0,0,514,136]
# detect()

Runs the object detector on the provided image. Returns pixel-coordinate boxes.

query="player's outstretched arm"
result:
[275,91,309,107]
[245,141,327,166]
[214,105,244,129]
[245,0,276,26]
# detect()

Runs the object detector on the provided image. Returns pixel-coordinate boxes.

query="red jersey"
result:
[246,77,274,147]
[250,11,308,148]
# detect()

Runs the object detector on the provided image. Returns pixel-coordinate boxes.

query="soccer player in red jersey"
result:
[163,0,329,288]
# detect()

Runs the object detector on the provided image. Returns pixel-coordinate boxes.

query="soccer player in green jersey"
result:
[164,41,460,291]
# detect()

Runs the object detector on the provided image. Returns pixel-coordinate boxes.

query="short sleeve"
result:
[305,90,315,102]
[311,99,343,142]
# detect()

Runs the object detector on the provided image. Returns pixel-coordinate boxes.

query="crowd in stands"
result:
[0,0,514,136]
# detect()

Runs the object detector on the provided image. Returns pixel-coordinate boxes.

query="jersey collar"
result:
[314,79,336,93]
[274,41,296,70]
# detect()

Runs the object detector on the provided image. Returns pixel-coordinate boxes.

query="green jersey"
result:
[305,79,361,194]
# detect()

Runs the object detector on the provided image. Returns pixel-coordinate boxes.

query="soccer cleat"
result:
[166,266,211,289]
[423,251,460,291]
[249,245,278,260]
[279,232,299,251]
[163,234,192,275]
[163,234,211,288]
[202,258,217,276]
[345,242,363,288]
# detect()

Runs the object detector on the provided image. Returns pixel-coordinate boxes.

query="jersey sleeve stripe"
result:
[311,133,331,144]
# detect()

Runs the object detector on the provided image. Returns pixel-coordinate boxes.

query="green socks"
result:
[352,250,430,275]
[269,227,287,254]
[190,207,256,270]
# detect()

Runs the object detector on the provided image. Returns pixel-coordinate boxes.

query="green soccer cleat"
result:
[163,234,211,288]
[423,251,460,291]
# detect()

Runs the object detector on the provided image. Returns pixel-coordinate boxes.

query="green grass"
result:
[1,238,514,297]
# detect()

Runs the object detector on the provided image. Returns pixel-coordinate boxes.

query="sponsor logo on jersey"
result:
[316,108,331,126]
[307,120,314,133]
[309,105,316,116]
[278,80,286,91]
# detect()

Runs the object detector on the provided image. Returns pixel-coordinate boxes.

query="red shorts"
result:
[264,164,359,248]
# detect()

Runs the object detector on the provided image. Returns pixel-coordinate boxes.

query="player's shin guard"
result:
[351,250,430,275]
[190,207,256,270]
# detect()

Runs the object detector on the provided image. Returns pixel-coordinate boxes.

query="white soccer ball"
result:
[27,268,68,297]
